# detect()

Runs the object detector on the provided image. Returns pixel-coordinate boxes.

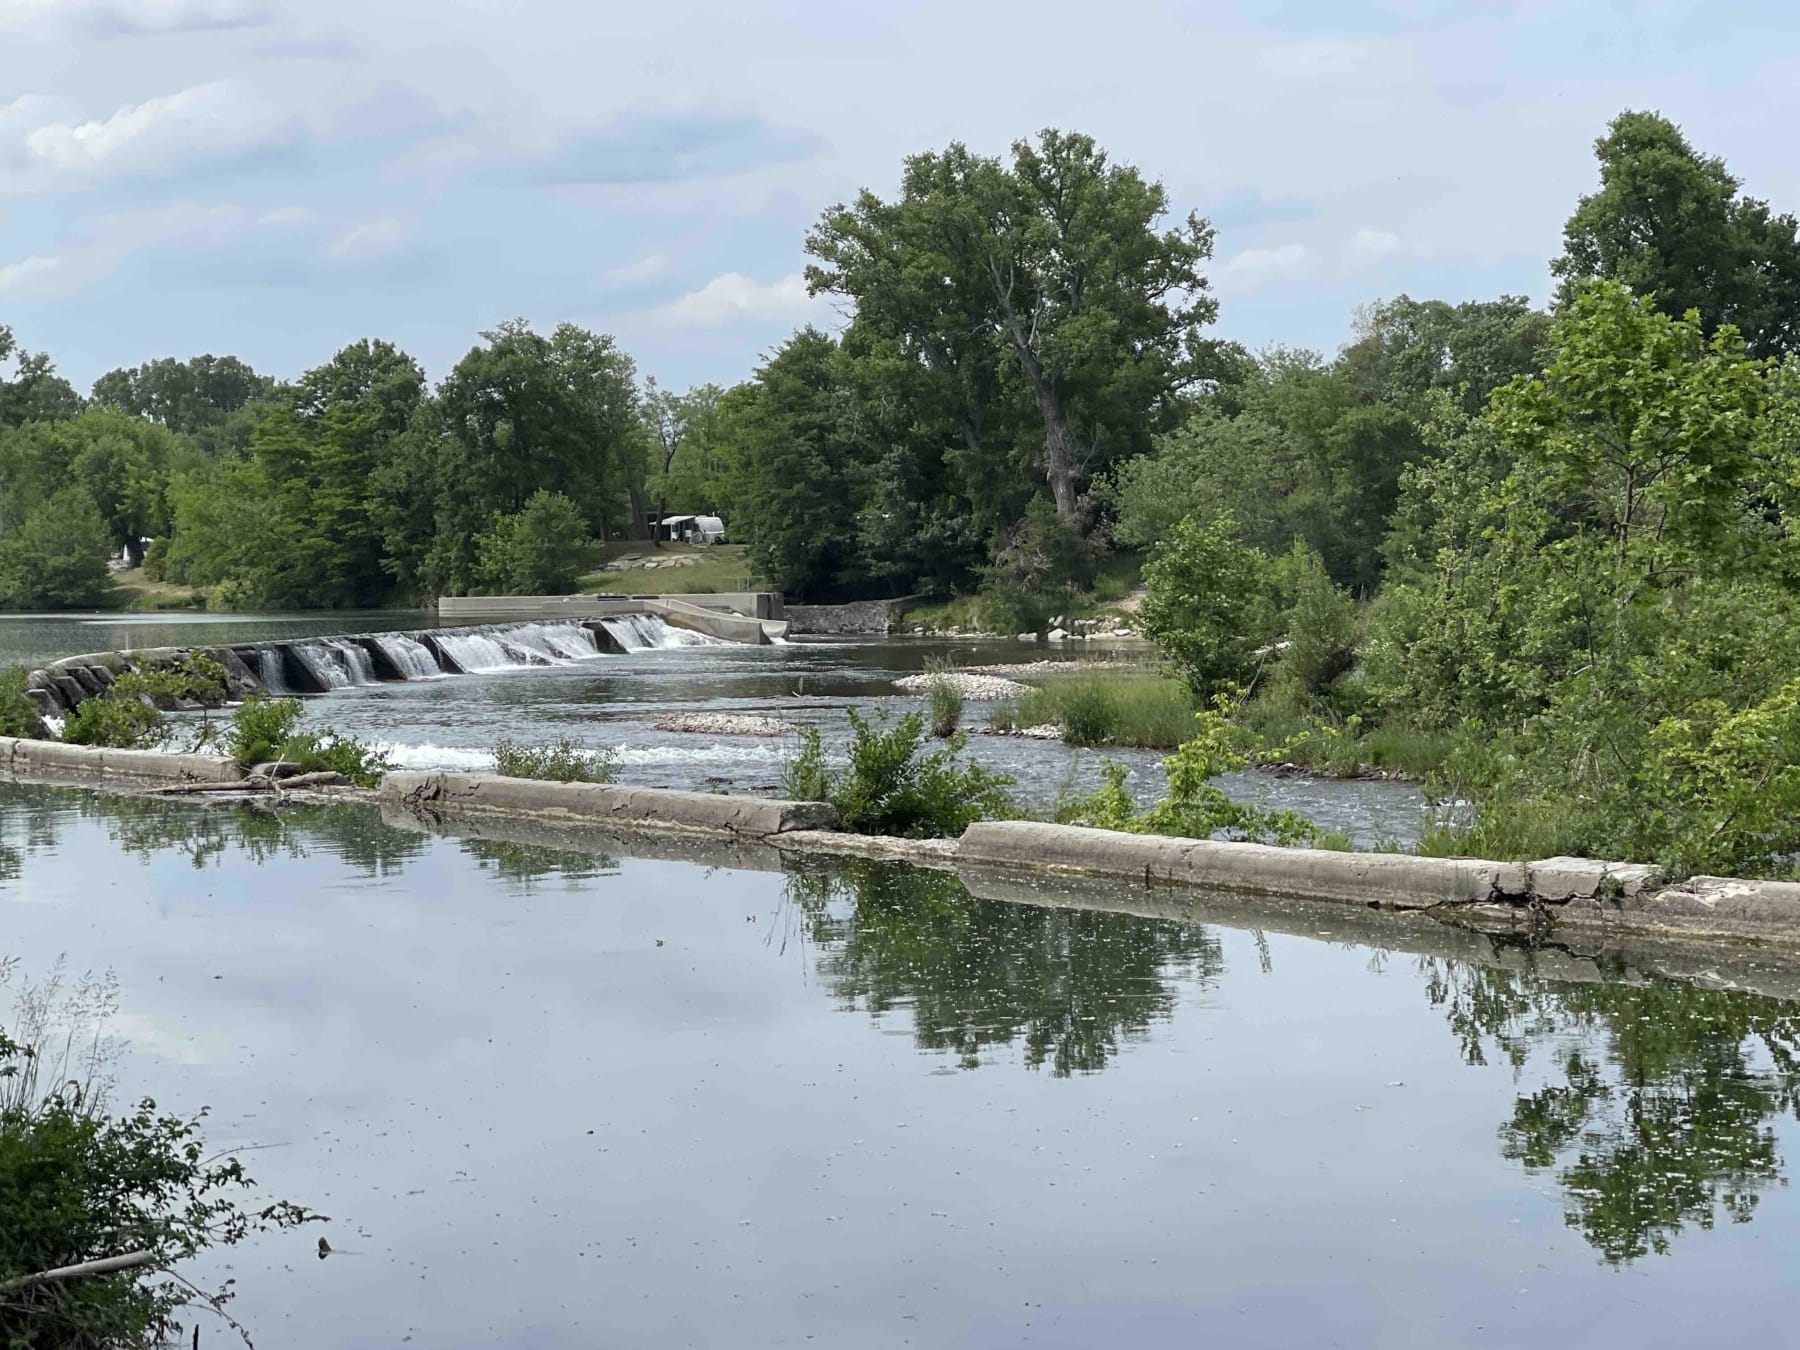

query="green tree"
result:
[1139,513,1276,697]
[475,489,591,594]
[89,354,272,442]
[1553,110,1800,359]
[807,128,1221,519]
[0,487,113,609]
[0,328,82,427]
[733,329,870,599]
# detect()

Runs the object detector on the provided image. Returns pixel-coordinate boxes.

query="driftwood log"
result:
[148,771,348,796]
[0,1250,157,1294]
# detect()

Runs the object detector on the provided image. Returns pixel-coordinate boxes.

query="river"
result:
[4,781,1797,1348]
[0,611,1425,847]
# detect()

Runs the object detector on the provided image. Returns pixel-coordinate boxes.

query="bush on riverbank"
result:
[1,963,318,1348]
[1054,703,1346,848]
[784,709,1014,838]
[928,681,963,739]
[225,694,389,786]
[1,666,42,738]
[60,654,228,750]
[996,672,1194,748]
[492,737,619,783]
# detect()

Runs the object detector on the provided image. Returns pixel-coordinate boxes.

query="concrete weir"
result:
[15,609,748,722]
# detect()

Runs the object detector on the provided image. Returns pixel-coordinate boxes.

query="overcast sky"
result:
[2,0,1796,394]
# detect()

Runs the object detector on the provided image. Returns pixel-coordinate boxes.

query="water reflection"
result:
[8,781,1800,1269]
[786,861,1224,1076]
[1426,955,1800,1262]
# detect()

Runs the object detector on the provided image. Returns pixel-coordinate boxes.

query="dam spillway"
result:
[18,614,728,719]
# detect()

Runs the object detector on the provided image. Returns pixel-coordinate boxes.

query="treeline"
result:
[1124,112,1800,878]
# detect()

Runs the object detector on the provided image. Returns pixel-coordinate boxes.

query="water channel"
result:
[4,781,1799,1347]
[0,611,1425,847]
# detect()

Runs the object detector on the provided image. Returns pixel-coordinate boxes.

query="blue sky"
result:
[2,0,1797,394]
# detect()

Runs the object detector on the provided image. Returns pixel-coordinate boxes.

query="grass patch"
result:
[103,567,209,612]
[1011,672,1195,748]
[578,543,758,595]
[1236,699,1454,779]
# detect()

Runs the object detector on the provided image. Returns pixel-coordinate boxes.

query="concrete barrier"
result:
[955,821,1523,909]
[381,771,837,837]
[648,598,787,644]
[0,736,245,784]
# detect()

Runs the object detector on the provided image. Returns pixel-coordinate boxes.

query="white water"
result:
[257,649,293,695]
[601,614,725,652]
[327,639,377,686]
[372,739,785,773]
[433,632,520,674]
[371,634,443,680]
[290,642,351,690]
[508,622,600,661]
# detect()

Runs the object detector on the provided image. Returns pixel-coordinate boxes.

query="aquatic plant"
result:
[783,709,1014,838]
[225,694,390,787]
[491,736,618,784]
[927,680,963,739]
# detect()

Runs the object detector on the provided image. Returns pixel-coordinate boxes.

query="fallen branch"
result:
[149,771,347,796]
[1,1250,158,1294]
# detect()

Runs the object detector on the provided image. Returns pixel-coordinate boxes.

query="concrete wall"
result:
[381,771,837,837]
[0,736,245,784]
[785,600,910,635]
[438,592,784,622]
[648,598,786,644]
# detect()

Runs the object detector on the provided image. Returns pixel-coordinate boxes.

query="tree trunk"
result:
[1032,381,1080,518]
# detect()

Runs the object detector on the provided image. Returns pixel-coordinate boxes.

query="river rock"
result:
[655,712,795,737]
[894,673,1030,699]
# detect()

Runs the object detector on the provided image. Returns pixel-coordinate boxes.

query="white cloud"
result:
[1344,228,1404,262]
[662,271,816,327]
[324,213,416,259]
[1215,243,1313,295]
[601,251,674,288]
[0,253,66,299]
[18,82,289,186]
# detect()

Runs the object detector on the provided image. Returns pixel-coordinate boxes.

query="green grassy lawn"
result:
[103,568,209,611]
[577,543,761,595]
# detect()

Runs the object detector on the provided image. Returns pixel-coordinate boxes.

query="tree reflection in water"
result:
[9,782,1800,1264]
[1424,955,1800,1263]
[785,861,1225,1076]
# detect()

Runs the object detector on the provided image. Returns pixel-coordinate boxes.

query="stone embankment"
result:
[7,747,1800,950]
[785,599,914,635]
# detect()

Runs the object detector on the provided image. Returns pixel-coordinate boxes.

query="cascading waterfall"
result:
[257,648,293,695]
[290,642,351,690]
[600,614,725,652]
[431,631,518,674]
[327,639,377,685]
[249,616,719,698]
[372,634,443,679]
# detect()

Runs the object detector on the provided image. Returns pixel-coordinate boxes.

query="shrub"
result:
[1139,513,1277,698]
[492,737,619,783]
[2,666,46,738]
[476,490,592,595]
[60,654,230,750]
[1057,703,1327,846]
[224,694,390,787]
[1056,682,1119,747]
[927,681,963,739]
[783,709,1015,838]
[1010,673,1194,749]
[1,963,318,1347]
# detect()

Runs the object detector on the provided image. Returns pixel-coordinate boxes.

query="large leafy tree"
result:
[0,326,83,427]
[90,354,273,447]
[1553,110,1800,359]
[807,128,1220,520]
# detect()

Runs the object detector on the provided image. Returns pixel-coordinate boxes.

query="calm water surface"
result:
[4,782,1799,1348]
[0,613,1425,846]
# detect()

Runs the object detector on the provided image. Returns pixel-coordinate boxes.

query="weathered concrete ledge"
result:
[0,735,245,784]
[380,771,837,837]
[956,821,1523,908]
